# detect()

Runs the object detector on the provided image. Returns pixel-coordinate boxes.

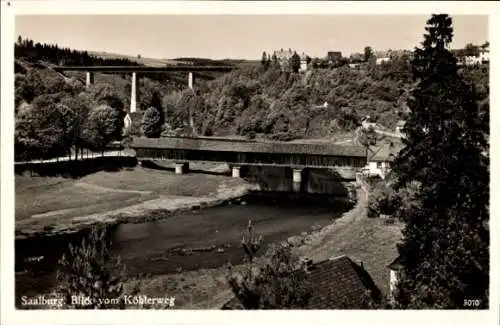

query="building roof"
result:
[131,137,367,157]
[369,142,403,162]
[388,255,404,271]
[221,255,381,309]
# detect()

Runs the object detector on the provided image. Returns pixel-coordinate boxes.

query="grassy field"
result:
[15,165,248,233]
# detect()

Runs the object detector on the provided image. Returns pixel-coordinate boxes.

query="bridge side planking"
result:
[131,137,367,169]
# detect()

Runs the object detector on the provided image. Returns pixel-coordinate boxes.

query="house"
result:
[274,48,295,71]
[395,120,406,134]
[327,51,342,61]
[479,44,489,63]
[299,52,310,72]
[361,116,377,130]
[123,111,143,136]
[464,55,482,66]
[374,50,391,65]
[326,51,343,66]
[376,57,391,65]
[364,142,402,179]
[221,255,381,309]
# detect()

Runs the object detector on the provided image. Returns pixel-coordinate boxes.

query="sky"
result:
[15,15,488,60]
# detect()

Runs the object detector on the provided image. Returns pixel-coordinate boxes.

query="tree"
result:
[15,94,72,160]
[227,221,311,309]
[86,84,125,141]
[271,53,279,68]
[392,14,489,309]
[141,106,163,138]
[56,226,126,309]
[358,125,377,163]
[83,104,123,152]
[289,52,301,73]
[59,95,91,160]
[364,46,373,62]
[261,51,270,70]
[305,56,312,65]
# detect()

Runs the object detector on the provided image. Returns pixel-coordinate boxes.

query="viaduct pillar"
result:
[85,72,94,88]
[292,168,303,192]
[174,162,189,175]
[232,166,241,178]
[130,72,137,113]
[188,72,194,90]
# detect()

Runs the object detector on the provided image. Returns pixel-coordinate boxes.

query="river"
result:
[15,192,352,302]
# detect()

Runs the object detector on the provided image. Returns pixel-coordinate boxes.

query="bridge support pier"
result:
[292,168,303,192]
[231,166,241,178]
[85,72,94,88]
[130,72,137,113]
[175,162,189,175]
[188,72,194,90]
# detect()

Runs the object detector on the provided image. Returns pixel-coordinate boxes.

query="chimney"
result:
[301,257,314,273]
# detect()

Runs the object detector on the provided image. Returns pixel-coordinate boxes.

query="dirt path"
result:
[296,184,403,295]
[75,182,152,194]
[296,185,369,259]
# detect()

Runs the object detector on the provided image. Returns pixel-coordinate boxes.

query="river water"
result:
[15,192,352,303]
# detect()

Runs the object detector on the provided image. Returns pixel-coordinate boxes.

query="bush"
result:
[367,181,401,218]
[56,226,126,309]
[227,221,311,309]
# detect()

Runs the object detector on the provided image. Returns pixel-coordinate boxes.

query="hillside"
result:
[14,39,489,161]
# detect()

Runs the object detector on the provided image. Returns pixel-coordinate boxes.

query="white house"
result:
[479,45,489,63]
[464,55,482,66]
[122,112,143,136]
[299,52,310,72]
[365,159,392,180]
[363,142,401,179]
[395,120,406,134]
[376,57,390,65]
[361,116,377,130]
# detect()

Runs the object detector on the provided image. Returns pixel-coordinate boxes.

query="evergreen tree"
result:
[392,14,489,309]
[358,125,377,164]
[227,220,311,309]
[364,46,373,62]
[261,51,270,70]
[56,226,126,309]
[289,51,301,73]
[271,53,279,68]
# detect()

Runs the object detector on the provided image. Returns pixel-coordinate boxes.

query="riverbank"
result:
[125,184,404,309]
[15,166,257,239]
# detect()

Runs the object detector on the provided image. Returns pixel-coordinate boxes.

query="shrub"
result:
[227,221,311,309]
[56,226,126,309]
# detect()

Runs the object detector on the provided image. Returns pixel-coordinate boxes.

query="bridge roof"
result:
[52,65,235,72]
[131,137,367,157]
